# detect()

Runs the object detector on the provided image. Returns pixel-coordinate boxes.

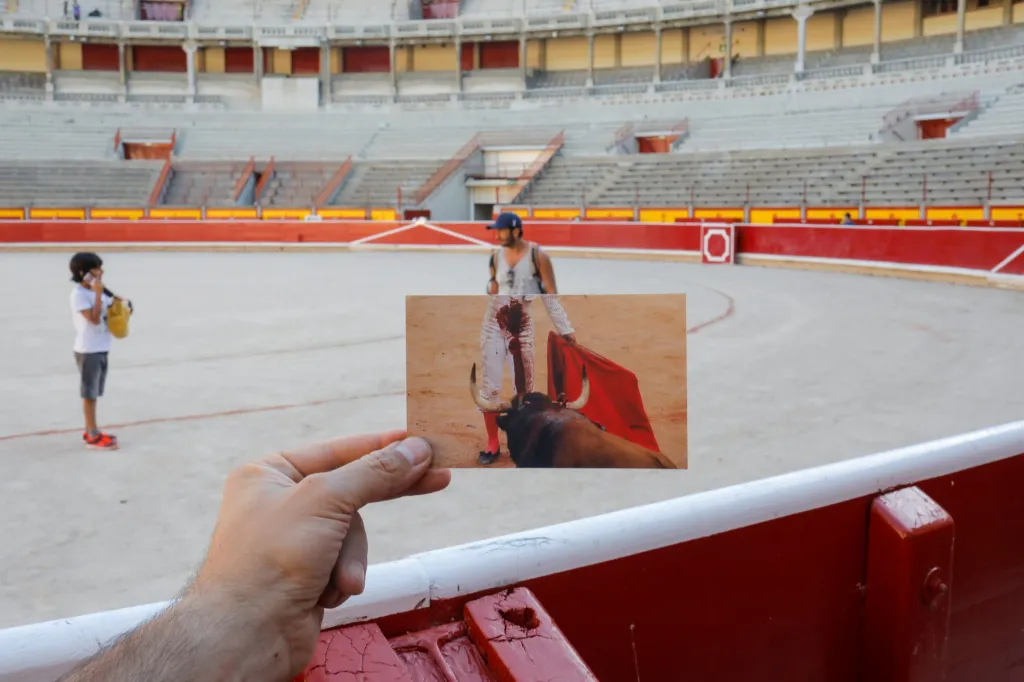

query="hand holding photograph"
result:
[406,293,687,470]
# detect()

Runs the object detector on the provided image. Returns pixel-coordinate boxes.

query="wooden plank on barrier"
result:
[30,208,86,220]
[90,209,145,220]
[262,208,311,220]
[206,208,259,220]
[862,486,953,682]
[0,208,25,220]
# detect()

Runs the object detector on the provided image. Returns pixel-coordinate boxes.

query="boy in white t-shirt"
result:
[69,252,121,450]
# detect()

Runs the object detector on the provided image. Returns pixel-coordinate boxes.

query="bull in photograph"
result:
[469,363,676,469]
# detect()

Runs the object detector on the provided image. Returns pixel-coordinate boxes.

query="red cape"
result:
[546,332,662,453]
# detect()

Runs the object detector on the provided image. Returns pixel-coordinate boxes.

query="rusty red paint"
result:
[299,624,410,682]
[862,486,955,682]
[389,621,494,681]
[464,588,597,682]
[297,588,592,681]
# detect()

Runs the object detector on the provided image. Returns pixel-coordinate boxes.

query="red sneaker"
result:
[85,432,119,450]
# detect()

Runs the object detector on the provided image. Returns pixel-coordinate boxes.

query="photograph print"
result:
[406,293,687,470]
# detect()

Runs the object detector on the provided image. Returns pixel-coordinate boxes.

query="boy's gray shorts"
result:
[75,352,108,400]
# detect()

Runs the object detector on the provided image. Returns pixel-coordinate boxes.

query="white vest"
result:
[494,243,543,296]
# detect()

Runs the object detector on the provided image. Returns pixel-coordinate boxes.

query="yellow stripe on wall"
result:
[206,208,259,219]
[262,209,311,220]
[149,208,202,219]
[370,209,397,221]
[639,209,689,223]
[30,208,86,219]
[91,209,145,220]
[926,207,984,221]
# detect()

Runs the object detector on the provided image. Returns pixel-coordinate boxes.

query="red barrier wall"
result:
[2,220,1022,277]
[361,452,1024,682]
[738,224,1024,274]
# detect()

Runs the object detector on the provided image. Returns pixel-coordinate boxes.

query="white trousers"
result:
[478,297,536,404]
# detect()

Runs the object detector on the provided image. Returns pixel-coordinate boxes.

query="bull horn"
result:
[564,365,590,411]
[470,363,511,413]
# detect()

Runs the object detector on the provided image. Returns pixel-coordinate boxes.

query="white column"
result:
[254,44,264,80]
[654,26,662,83]
[455,35,463,92]
[586,32,595,87]
[955,0,966,54]
[118,42,127,86]
[520,34,527,80]
[792,4,813,74]
[44,35,54,100]
[321,41,331,105]
[723,20,732,79]
[118,41,127,101]
[388,39,397,93]
[183,42,197,100]
[871,0,881,64]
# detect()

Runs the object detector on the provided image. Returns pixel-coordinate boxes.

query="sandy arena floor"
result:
[1,249,1022,629]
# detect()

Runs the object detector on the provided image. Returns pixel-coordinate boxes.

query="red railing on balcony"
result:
[315,157,353,208]
[232,156,256,203]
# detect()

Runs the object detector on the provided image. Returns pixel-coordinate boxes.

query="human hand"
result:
[89,276,103,293]
[563,333,577,345]
[190,431,451,679]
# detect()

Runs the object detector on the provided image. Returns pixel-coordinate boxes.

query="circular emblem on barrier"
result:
[702,227,733,264]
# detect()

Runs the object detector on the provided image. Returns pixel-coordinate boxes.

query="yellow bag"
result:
[107,299,132,339]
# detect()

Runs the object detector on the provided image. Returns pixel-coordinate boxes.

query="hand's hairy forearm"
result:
[58,592,288,682]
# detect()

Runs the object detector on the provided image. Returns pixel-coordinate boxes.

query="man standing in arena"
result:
[69,252,120,450]
[476,212,576,465]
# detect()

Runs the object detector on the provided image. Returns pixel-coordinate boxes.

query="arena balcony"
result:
[1,0,1022,111]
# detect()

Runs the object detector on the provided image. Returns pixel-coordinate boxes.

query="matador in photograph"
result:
[476,212,576,466]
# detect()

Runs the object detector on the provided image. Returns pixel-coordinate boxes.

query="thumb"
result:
[313,437,434,513]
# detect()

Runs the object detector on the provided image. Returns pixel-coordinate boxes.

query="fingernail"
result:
[345,562,367,595]
[396,437,430,465]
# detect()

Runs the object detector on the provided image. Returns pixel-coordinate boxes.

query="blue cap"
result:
[487,212,523,230]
